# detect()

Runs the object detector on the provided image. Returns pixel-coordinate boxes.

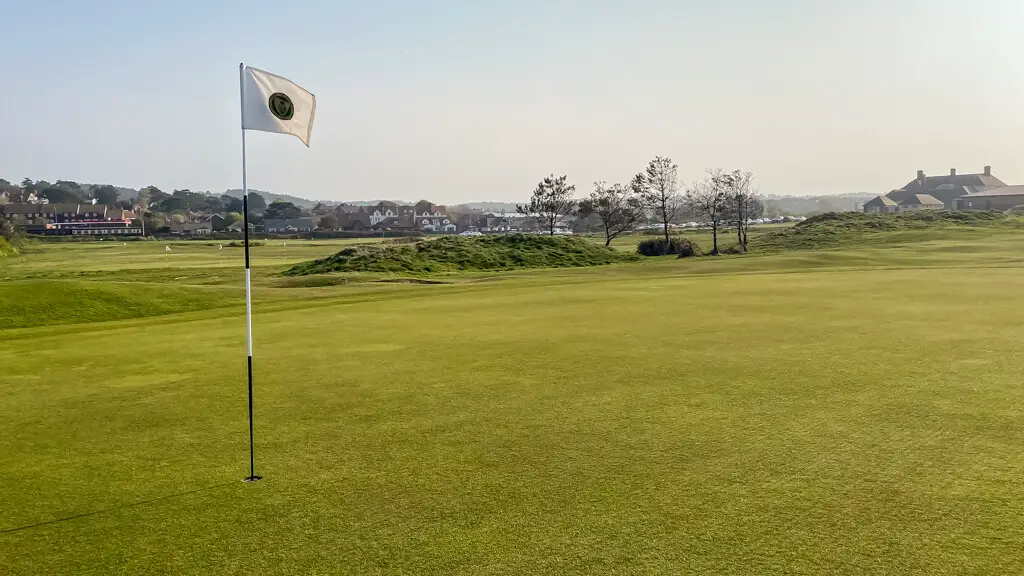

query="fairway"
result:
[2,233,1024,574]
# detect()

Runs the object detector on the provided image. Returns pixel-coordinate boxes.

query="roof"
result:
[0,203,108,215]
[865,195,897,207]
[264,218,315,229]
[901,194,943,206]
[901,172,1006,193]
[336,205,364,214]
[960,185,1024,198]
[171,221,213,230]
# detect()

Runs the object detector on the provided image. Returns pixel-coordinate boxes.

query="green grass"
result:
[283,234,638,276]
[2,224,1024,574]
[0,280,243,329]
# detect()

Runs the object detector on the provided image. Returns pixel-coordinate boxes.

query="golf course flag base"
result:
[243,475,263,483]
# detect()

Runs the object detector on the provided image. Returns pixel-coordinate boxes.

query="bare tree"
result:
[640,157,683,243]
[578,181,645,246]
[517,174,576,235]
[721,170,763,252]
[686,169,731,255]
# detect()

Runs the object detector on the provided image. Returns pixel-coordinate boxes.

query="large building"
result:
[0,203,142,236]
[864,166,1008,213]
[956,185,1024,211]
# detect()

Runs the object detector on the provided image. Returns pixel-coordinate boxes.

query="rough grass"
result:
[283,234,638,276]
[756,210,1022,251]
[0,237,18,258]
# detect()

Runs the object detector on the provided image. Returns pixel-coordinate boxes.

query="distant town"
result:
[2,165,1019,239]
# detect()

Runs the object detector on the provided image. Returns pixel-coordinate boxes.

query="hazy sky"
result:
[4,0,1024,203]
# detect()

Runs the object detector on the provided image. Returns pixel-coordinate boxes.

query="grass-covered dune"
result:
[756,210,1021,251]
[283,234,638,276]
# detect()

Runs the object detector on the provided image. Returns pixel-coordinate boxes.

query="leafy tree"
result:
[317,213,339,230]
[224,212,243,226]
[686,169,731,255]
[39,187,87,204]
[264,200,303,220]
[139,185,167,205]
[205,196,226,214]
[578,180,645,246]
[222,195,245,213]
[640,156,684,243]
[517,174,576,235]
[135,188,152,211]
[247,192,267,211]
[54,180,82,192]
[92,185,120,205]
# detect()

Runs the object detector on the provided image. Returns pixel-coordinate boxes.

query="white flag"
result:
[165,246,171,252]
[242,66,316,146]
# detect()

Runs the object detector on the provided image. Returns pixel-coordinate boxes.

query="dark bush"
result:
[637,237,701,257]
[718,245,743,255]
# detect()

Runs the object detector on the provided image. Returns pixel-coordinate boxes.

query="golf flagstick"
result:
[238,62,316,482]
[239,64,260,483]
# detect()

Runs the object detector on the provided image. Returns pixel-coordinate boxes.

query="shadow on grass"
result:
[0,480,239,535]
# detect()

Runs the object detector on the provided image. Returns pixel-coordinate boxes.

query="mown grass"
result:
[0,280,243,330]
[2,223,1024,574]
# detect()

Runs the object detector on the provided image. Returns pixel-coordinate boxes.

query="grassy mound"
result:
[756,210,1020,251]
[0,280,240,330]
[0,238,17,258]
[284,234,637,276]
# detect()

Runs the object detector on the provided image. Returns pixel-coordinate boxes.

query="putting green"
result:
[1,230,1023,574]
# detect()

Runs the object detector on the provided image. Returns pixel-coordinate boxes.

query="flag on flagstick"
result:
[165,245,171,252]
[241,67,316,146]
[238,63,316,483]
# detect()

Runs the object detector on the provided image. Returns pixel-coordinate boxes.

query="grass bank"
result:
[0,280,241,329]
[283,234,638,276]
[755,210,1022,251]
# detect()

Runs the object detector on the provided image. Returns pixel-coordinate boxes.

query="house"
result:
[957,185,1024,211]
[170,221,213,235]
[208,213,230,232]
[875,167,1006,211]
[897,194,944,212]
[264,217,315,232]
[415,215,456,233]
[862,196,898,214]
[337,210,372,231]
[227,220,256,233]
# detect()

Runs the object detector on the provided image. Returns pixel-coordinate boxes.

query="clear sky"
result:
[3,0,1024,203]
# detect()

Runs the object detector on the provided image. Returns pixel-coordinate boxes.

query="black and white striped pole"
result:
[239,62,261,483]
[235,61,315,482]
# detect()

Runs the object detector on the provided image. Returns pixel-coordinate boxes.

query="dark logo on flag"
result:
[268,93,294,121]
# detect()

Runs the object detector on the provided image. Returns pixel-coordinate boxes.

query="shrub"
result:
[718,245,743,255]
[637,237,700,257]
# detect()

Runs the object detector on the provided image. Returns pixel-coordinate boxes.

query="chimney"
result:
[950,168,956,176]
[984,165,992,176]
[917,170,926,186]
